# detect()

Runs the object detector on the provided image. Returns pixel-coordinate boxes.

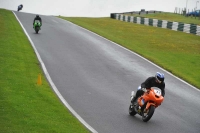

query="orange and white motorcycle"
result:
[129,88,164,122]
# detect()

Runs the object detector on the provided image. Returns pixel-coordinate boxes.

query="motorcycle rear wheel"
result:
[129,104,137,116]
[142,105,155,122]
[35,26,39,34]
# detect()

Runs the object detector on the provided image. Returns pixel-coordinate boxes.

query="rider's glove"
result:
[142,88,147,92]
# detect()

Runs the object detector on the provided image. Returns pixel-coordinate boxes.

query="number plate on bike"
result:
[154,89,161,96]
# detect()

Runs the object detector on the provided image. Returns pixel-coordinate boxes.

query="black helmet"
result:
[36,15,39,17]
[155,72,164,83]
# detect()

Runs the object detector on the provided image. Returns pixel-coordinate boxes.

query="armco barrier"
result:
[110,13,200,36]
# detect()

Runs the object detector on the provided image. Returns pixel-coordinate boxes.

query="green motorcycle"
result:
[33,20,41,34]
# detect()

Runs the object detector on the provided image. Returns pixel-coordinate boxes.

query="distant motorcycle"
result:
[17,5,23,11]
[33,20,41,34]
[129,88,164,122]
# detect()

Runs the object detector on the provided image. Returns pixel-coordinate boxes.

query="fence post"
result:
[191,9,193,18]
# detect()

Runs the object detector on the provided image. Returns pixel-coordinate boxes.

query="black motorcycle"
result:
[17,5,23,11]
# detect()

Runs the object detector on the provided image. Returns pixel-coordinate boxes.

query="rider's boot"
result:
[131,95,137,104]
[131,89,144,104]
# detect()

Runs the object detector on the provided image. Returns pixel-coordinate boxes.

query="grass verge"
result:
[59,16,200,89]
[0,9,89,133]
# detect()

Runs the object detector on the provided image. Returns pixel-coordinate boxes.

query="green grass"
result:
[0,9,89,133]
[59,16,200,89]
[126,12,200,25]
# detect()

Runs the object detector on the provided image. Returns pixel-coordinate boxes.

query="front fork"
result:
[137,98,149,115]
[131,91,150,115]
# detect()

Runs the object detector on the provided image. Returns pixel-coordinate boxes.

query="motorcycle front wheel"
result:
[142,105,155,122]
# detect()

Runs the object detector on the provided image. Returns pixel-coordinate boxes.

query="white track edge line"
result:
[57,17,200,92]
[13,11,98,133]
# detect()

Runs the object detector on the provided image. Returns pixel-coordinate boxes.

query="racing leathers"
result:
[33,16,42,28]
[131,76,165,103]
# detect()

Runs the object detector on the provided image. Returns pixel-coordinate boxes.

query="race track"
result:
[14,11,200,133]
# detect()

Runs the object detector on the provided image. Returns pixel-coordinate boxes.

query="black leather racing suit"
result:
[33,16,42,26]
[132,76,165,102]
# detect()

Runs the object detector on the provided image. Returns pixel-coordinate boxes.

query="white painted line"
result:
[57,17,200,92]
[13,11,98,133]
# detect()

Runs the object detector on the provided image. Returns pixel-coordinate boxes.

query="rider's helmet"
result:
[36,15,39,18]
[155,72,164,83]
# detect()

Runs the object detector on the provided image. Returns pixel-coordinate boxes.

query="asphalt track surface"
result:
[14,11,200,133]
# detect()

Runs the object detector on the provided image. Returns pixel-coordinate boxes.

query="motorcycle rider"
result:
[33,15,42,29]
[131,72,165,104]
[18,4,23,11]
